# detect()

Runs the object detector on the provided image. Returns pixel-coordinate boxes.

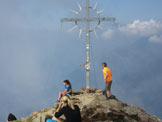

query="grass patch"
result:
[13,120,22,122]
[26,117,33,122]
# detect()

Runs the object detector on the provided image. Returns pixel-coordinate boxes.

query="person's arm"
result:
[64,85,72,94]
[55,102,64,118]
[66,88,72,94]
[63,86,67,95]
[64,85,67,92]
[104,72,109,82]
[63,90,66,95]
[56,101,63,112]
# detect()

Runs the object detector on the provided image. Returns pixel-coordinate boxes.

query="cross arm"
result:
[61,18,83,22]
[61,17,116,22]
[89,17,116,22]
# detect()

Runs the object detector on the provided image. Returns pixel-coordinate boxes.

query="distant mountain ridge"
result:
[14,88,162,122]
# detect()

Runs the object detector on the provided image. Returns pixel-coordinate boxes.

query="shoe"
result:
[109,95,116,99]
[106,97,110,100]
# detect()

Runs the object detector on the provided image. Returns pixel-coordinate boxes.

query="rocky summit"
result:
[14,89,161,122]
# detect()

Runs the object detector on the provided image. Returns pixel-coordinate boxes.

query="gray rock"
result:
[14,88,162,122]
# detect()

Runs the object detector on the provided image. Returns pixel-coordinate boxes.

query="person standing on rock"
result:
[58,80,72,101]
[102,62,113,99]
[48,95,82,122]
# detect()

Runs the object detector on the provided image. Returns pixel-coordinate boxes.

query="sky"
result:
[0,0,162,121]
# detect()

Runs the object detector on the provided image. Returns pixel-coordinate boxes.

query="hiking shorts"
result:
[105,81,112,91]
[66,93,72,97]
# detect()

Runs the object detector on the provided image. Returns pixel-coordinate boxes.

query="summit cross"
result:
[61,0,116,89]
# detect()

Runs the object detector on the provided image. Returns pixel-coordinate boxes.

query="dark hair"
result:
[8,113,17,121]
[102,62,107,67]
[64,80,72,87]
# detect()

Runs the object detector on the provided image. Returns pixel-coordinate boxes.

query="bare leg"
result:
[58,92,61,101]
[106,90,112,97]
[52,116,64,122]
[58,92,64,101]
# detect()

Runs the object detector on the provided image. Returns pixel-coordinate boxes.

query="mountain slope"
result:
[14,89,162,122]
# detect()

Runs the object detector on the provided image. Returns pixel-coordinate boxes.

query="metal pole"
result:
[85,0,90,89]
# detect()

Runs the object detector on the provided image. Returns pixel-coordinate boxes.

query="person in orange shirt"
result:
[102,62,113,99]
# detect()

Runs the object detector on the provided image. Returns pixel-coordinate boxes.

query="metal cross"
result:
[61,0,116,89]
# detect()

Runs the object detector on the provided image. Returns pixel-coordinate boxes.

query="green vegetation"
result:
[13,120,22,122]
[26,117,33,122]
[13,116,33,122]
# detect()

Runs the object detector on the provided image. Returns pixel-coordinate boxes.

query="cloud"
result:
[102,19,162,43]
[102,29,114,39]
[0,1,77,121]
[118,19,162,36]
[149,35,162,43]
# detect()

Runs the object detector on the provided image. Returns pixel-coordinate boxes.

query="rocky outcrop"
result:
[14,89,162,122]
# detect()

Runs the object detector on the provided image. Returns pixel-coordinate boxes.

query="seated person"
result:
[6,113,17,122]
[45,115,56,122]
[58,80,72,101]
[47,95,81,122]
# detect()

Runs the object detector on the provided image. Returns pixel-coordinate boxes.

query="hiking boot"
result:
[106,97,110,100]
[109,95,116,99]
[57,100,60,102]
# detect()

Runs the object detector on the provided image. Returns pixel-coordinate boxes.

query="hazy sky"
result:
[0,0,162,121]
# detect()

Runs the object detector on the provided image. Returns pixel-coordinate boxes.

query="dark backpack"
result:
[8,113,17,121]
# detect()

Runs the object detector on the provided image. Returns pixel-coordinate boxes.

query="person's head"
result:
[102,62,107,68]
[64,80,71,86]
[61,95,75,110]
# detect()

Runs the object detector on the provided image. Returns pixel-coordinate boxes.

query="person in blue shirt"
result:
[58,80,72,101]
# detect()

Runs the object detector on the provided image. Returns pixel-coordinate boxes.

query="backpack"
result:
[8,113,17,121]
